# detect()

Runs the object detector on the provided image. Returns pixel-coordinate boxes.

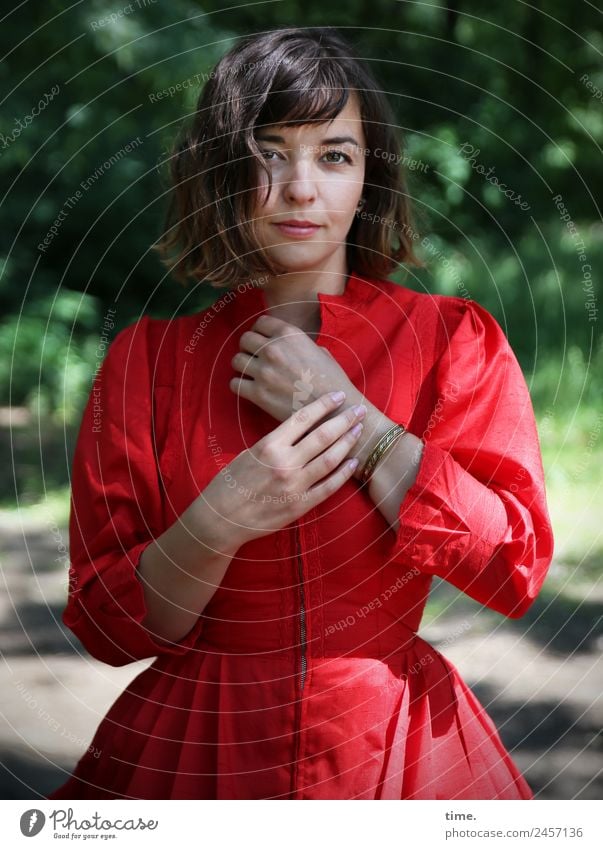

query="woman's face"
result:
[251,93,366,274]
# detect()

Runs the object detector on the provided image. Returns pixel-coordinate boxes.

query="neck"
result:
[250,261,350,337]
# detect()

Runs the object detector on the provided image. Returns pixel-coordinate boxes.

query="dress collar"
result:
[226,269,382,332]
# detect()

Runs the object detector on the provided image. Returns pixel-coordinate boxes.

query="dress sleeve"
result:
[390,298,554,618]
[62,316,205,666]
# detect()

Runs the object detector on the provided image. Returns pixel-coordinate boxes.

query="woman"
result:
[49,27,554,800]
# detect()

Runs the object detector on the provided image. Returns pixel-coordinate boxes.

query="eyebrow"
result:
[255,133,361,147]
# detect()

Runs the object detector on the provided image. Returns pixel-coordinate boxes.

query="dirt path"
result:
[1,513,600,799]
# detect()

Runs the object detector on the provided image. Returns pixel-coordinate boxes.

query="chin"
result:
[261,245,333,271]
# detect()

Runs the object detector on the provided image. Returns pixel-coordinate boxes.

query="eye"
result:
[259,148,353,164]
[323,150,353,164]
[260,149,279,160]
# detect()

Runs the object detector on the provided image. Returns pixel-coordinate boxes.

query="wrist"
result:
[349,406,398,481]
[366,430,424,521]
[186,495,242,559]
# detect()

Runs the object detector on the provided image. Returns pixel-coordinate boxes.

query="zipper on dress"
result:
[294,521,307,692]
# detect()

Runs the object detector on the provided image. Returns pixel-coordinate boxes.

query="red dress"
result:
[48,270,554,800]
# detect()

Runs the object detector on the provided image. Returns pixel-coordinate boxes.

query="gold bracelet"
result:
[360,423,406,485]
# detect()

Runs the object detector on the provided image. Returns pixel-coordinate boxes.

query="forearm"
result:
[364,430,424,531]
[138,497,240,645]
[347,402,424,530]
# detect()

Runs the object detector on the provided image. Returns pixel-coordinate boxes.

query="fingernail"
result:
[331,391,346,403]
[347,458,360,470]
[350,422,364,436]
[352,404,367,417]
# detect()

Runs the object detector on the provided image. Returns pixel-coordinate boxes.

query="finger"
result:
[304,453,361,510]
[250,314,289,336]
[229,375,255,399]
[302,418,363,486]
[239,330,267,355]
[276,391,347,445]
[231,350,258,377]
[294,402,365,464]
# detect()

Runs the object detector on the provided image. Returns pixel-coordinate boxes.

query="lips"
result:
[273,221,321,238]
[277,220,320,227]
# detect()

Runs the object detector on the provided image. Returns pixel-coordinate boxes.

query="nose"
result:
[282,157,317,205]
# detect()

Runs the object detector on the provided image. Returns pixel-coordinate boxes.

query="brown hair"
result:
[153,26,426,289]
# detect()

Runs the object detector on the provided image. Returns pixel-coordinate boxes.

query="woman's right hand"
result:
[198,392,366,549]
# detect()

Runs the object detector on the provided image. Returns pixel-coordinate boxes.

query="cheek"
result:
[251,194,276,231]
[253,184,270,211]
[329,191,362,223]
[252,166,274,206]
[330,176,364,212]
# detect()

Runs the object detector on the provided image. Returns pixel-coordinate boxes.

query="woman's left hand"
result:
[229,314,361,422]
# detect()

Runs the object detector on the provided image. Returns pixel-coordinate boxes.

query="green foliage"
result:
[0,290,102,423]
[1,0,600,428]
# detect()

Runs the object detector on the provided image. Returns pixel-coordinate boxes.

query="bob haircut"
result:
[153,26,426,289]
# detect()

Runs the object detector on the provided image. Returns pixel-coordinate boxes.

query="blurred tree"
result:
[0,0,600,417]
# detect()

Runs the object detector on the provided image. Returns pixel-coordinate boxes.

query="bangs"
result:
[257,63,352,130]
